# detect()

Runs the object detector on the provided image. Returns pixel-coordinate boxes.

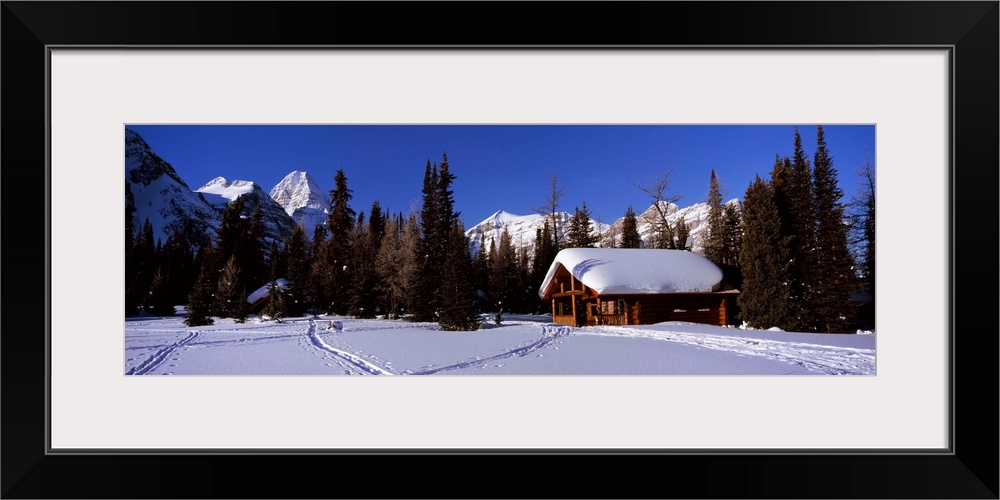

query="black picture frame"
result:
[3,2,996,498]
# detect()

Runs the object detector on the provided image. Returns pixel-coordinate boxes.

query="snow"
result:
[539,248,725,298]
[124,313,875,375]
[195,177,257,206]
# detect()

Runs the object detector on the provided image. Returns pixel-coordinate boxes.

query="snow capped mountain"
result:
[465,209,610,259]
[466,200,741,259]
[269,171,330,233]
[125,129,219,244]
[604,199,742,253]
[195,177,297,244]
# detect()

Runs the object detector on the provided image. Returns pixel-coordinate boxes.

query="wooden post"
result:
[571,297,577,327]
[719,298,728,326]
[552,299,556,318]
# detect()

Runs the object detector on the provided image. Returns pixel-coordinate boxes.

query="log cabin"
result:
[538,248,739,327]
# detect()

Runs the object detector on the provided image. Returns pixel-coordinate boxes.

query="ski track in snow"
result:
[404,325,572,375]
[126,331,200,375]
[305,319,394,375]
[585,326,875,374]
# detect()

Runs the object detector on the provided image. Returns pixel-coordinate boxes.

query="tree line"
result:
[126,128,874,333]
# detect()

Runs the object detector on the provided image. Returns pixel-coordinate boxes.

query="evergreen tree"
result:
[489,228,518,312]
[147,266,176,316]
[283,224,311,318]
[376,214,406,319]
[348,212,379,318]
[261,254,285,322]
[721,203,743,268]
[185,260,216,327]
[325,168,355,314]
[674,218,691,251]
[261,278,285,322]
[232,287,250,324]
[399,213,423,316]
[620,205,642,249]
[704,170,726,263]
[238,206,267,291]
[410,160,441,322]
[307,224,330,315]
[788,128,817,330]
[214,255,244,318]
[809,125,855,332]
[738,176,792,329]
[471,231,491,309]
[566,202,599,248]
[437,223,481,331]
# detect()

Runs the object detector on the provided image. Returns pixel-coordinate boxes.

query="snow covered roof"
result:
[247,279,288,304]
[539,248,725,299]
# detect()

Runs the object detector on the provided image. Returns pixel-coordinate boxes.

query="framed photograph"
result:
[3,2,996,498]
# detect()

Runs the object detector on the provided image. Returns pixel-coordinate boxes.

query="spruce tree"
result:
[376,214,405,319]
[674,218,691,251]
[308,225,330,315]
[410,160,441,322]
[283,224,311,318]
[738,176,792,329]
[721,203,743,268]
[788,128,817,330]
[437,223,481,331]
[215,255,243,318]
[326,168,355,314]
[148,267,176,316]
[399,213,423,316]
[348,212,378,318]
[620,205,642,249]
[567,202,599,248]
[185,260,216,327]
[809,125,855,332]
[489,228,518,312]
[704,170,726,263]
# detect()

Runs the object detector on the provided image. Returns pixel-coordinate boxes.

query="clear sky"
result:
[126,124,875,227]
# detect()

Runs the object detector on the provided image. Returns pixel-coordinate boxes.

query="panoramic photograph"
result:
[124,124,876,375]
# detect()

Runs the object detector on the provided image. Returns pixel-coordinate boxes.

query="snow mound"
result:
[539,248,725,298]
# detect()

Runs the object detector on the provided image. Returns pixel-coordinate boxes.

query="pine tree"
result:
[738,176,792,329]
[566,202,599,248]
[148,266,176,316]
[674,217,691,251]
[410,160,441,322]
[283,224,311,318]
[214,255,243,318]
[721,203,743,268]
[788,127,817,331]
[185,261,216,327]
[376,214,405,319]
[437,223,481,331]
[348,212,378,318]
[261,252,285,322]
[307,225,330,315]
[620,205,642,249]
[704,170,726,263]
[326,168,355,314]
[809,125,855,332]
[489,228,518,312]
[399,213,423,316]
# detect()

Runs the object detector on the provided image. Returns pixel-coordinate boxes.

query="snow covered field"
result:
[125,313,875,375]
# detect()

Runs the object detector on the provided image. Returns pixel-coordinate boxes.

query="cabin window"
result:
[673,298,686,313]
[617,299,625,315]
[697,299,710,312]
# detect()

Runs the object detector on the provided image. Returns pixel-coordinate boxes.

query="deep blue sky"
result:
[126,125,875,227]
